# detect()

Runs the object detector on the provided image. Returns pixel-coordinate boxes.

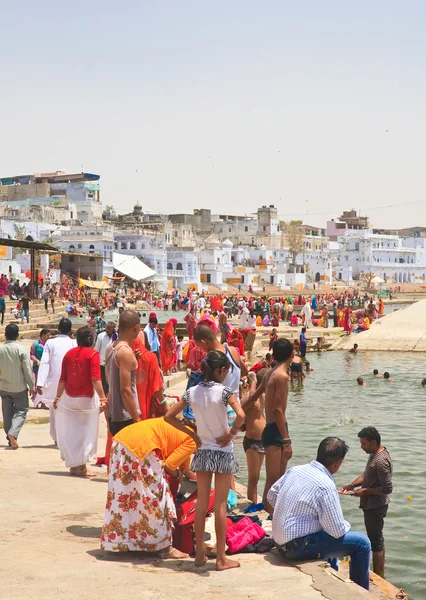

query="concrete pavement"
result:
[0,411,397,600]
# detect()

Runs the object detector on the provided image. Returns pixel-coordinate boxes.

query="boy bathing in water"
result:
[241,370,266,505]
[245,338,294,514]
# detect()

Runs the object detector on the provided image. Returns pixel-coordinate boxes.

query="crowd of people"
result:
[0,285,395,589]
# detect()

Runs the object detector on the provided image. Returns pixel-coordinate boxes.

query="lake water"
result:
[235,350,426,599]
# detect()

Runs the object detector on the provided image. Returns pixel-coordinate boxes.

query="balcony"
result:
[167,269,184,277]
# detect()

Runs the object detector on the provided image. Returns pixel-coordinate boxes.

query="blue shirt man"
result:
[269,437,371,591]
[299,327,307,357]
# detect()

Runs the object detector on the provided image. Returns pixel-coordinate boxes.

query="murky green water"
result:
[235,350,426,599]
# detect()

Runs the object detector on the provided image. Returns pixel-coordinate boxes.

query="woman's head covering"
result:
[149,312,157,322]
[196,313,217,333]
[170,317,178,327]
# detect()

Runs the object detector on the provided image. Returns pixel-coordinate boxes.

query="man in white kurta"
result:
[301,301,313,328]
[35,318,76,443]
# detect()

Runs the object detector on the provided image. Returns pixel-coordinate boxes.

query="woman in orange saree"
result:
[160,318,177,375]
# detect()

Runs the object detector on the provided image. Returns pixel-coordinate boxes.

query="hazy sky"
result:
[2,1,426,228]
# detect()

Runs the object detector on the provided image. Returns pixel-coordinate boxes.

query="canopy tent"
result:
[371,276,386,284]
[79,278,111,290]
[113,253,156,281]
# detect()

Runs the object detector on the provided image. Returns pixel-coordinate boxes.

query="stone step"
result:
[163,370,188,389]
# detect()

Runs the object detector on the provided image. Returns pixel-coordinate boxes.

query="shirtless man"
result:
[105,310,141,435]
[289,354,304,385]
[241,370,266,505]
[245,338,293,513]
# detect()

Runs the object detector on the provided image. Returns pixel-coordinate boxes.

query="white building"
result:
[114,229,168,290]
[200,236,234,286]
[167,248,201,290]
[335,230,426,284]
[53,226,115,279]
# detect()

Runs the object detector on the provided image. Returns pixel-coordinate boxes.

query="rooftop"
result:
[0,172,100,186]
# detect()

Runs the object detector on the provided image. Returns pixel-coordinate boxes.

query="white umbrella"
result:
[371,276,385,284]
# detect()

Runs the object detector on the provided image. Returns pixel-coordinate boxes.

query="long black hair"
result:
[201,350,231,382]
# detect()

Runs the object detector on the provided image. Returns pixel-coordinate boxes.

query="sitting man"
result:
[268,436,371,590]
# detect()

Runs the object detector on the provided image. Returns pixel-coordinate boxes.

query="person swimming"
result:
[383,372,394,381]
[290,356,304,384]
[357,376,366,386]
[373,369,382,377]
[422,378,426,387]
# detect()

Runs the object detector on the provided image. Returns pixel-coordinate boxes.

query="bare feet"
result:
[70,467,97,477]
[7,434,19,449]
[216,558,240,571]
[158,546,189,559]
[194,555,208,567]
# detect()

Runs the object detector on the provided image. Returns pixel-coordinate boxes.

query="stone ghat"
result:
[336,299,426,352]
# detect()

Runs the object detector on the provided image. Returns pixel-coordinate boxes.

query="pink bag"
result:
[226,516,266,553]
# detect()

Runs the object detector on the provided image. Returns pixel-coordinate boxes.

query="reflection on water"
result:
[235,350,426,599]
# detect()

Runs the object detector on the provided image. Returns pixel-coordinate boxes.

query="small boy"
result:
[245,338,294,514]
[241,371,266,505]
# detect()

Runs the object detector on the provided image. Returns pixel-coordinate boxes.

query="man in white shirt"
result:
[238,306,249,330]
[95,321,116,393]
[35,318,76,443]
[268,437,371,591]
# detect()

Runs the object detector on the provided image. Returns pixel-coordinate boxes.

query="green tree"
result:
[284,220,305,273]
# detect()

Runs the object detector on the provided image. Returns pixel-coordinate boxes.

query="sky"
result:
[2,0,426,229]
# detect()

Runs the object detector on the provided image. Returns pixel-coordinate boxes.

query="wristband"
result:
[229,428,238,438]
[283,439,292,446]
[54,396,60,401]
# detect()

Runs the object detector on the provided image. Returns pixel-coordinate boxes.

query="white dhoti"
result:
[33,393,57,443]
[55,392,99,468]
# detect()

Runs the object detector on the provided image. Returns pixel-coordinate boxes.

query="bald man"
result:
[105,310,141,435]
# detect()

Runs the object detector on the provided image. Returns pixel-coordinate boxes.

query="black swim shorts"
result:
[262,422,287,449]
[243,435,265,454]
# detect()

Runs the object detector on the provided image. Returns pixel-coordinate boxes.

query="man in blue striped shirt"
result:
[268,437,371,590]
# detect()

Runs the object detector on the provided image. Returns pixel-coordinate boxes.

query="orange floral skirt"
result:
[100,443,176,552]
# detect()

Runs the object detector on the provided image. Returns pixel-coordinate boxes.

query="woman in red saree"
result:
[184,307,196,339]
[133,333,164,419]
[228,328,245,358]
[343,307,352,334]
[160,318,177,375]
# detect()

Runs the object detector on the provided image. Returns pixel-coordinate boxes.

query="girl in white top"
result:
[165,350,245,572]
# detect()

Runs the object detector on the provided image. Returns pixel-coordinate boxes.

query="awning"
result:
[113,252,156,281]
[79,278,111,290]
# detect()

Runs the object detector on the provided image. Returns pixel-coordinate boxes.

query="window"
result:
[130,242,137,250]
[114,243,118,250]
[177,262,183,271]
[229,228,231,233]
[245,226,248,232]
[69,255,75,263]
[69,244,75,252]
[89,244,95,253]
[217,257,220,264]
[167,262,173,270]
[121,242,127,249]
[263,226,266,232]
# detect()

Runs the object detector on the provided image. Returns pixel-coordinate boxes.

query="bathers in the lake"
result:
[290,361,303,373]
